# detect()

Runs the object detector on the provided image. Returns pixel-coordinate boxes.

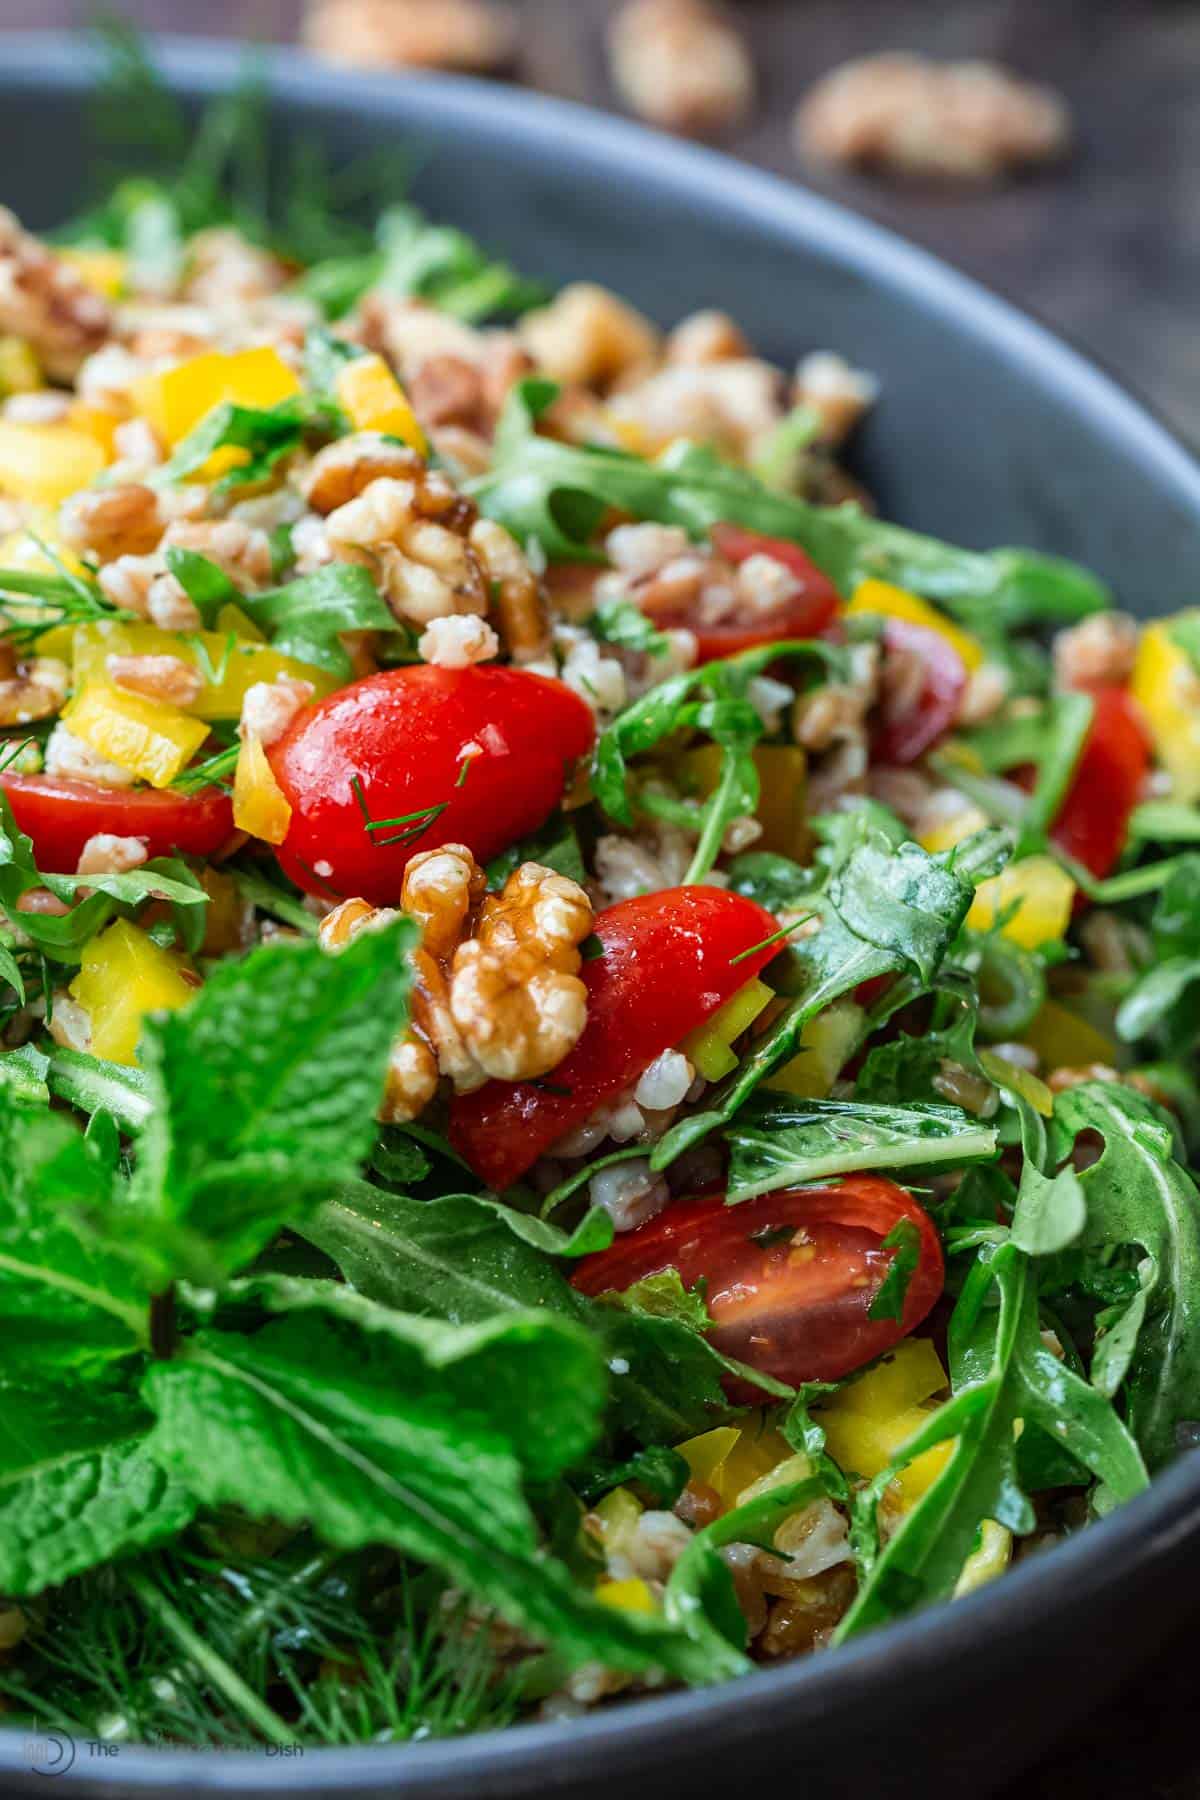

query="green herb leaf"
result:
[726,1096,996,1203]
[235,563,397,680]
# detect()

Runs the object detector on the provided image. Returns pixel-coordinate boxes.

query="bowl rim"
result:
[1,31,1199,1792]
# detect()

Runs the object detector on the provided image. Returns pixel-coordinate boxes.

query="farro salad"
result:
[2,36,1200,1753]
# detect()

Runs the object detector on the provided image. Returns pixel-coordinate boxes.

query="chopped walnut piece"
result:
[0,208,112,380]
[107,653,203,709]
[59,483,164,561]
[793,350,878,447]
[303,0,516,72]
[98,554,202,633]
[1053,612,1139,691]
[469,518,549,663]
[239,676,316,748]
[665,309,751,366]
[300,433,426,516]
[520,284,661,392]
[161,519,273,593]
[608,0,755,138]
[0,656,69,727]
[796,53,1071,183]
[326,475,488,627]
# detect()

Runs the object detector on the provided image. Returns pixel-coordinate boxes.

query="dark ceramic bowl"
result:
[2,32,1199,1800]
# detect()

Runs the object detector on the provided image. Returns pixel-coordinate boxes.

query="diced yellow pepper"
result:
[675,1426,741,1490]
[69,920,196,1066]
[594,1578,656,1615]
[734,1451,813,1507]
[334,354,428,456]
[216,602,267,644]
[72,621,334,721]
[590,1486,643,1559]
[679,742,809,860]
[1130,619,1200,803]
[0,336,41,395]
[833,1339,947,1418]
[967,855,1075,950]
[58,247,127,299]
[847,578,985,673]
[917,802,989,857]
[816,1341,954,1505]
[131,346,301,478]
[978,1050,1054,1117]
[1023,998,1118,1072]
[62,681,209,788]
[0,420,107,506]
[954,1520,1013,1596]
[234,732,292,845]
[0,510,88,581]
[767,1000,863,1099]
[680,976,773,1081]
[68,402,120,458]
[199,868,248,955]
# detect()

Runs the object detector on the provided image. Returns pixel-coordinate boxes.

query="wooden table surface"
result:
[5,0,1200,1793]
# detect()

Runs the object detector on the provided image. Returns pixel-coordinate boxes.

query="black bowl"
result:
[2,33,1199,1800]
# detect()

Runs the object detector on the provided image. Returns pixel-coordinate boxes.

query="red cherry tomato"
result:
[270,665,595,904]
[571,1178,944,1387]
[640,523,840,662]
[449,886,780,1190]
[872,619,968,765]
[0,773,234,873]
[1049,685,1150,880]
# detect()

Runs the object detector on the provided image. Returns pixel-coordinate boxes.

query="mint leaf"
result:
[0,1384,194,1595]
[0,1097,148,1374]
[132,923,416,1283]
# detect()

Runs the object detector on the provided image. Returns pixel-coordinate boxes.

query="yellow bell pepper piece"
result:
[0,337,41,395]
[69,920,196,1066]
[334,354,428,456]
[1130,619,1200,803]
[58,247,127,299]
[62,682,209,789]
[967,855,1075,950]
[72,621,333,721]
[847,578,985,673]
[833,1339,947,1418]
[131,346,301,478]
[816,1340,954,1505]
[917,802,989,857]
[0,420,107,506]
[734,1452,813,1507]
[767,999,864,1099]
[680,977,773,1082]
[954,1520,1013,1596]
[234,732,292,845]
[1024,999,1118,1072]
[679,742,809,860]
[199,868,248,955]
[590,1486,643,1559]
[594,1578,656,1615]
[68,402,119,458]
[216,602,267,644]
[675,1426,741,1490]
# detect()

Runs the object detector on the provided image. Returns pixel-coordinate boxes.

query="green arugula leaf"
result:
[0,1383,194,1596]
[298,202,543,323]
[725,850,810,914]
[235,564,398,681]
[1049,1082,1200,1468]
[485,814,588,889]
[959,691,1094,858]
[158,398,313,491]
[0,1097,149,1374]
[867,1219,924,1323]
[472,382,1109,628]
[835,1240,1148,1639]
[726,1096,996,1202]
[132,923,416,1284]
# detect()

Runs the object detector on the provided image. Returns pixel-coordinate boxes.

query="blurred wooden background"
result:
[3,0,1199,1794]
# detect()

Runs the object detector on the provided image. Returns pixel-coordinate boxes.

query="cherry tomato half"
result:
[449,885,779,1190]
[640,523,841,662]
[0,773,234,873]
[1049,685,1150,880]
[871,618,968,766]
[572,1178,945,1387]
[270,665,596,904]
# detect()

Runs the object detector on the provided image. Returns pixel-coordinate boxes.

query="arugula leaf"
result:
[835,1240,1148,1639]
[471,383,1109,628]
[1049,1082,1200,1468]
[725,849,810,914]
[485,814,588,889]
[144,1293,720,1684]
[0,1097,149,1374]
[164,546,242,625]
[575,1445,690,1507]
[0,1384,194,1596]
[235,564,398,681]
[298,203,543,323]
[959,691,1093,858]
[1116,857,1200,1054]
[131,923,416,1284]
[867,1220,923,1323]
[158,398,313,490]
[725,1096,996,1202]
